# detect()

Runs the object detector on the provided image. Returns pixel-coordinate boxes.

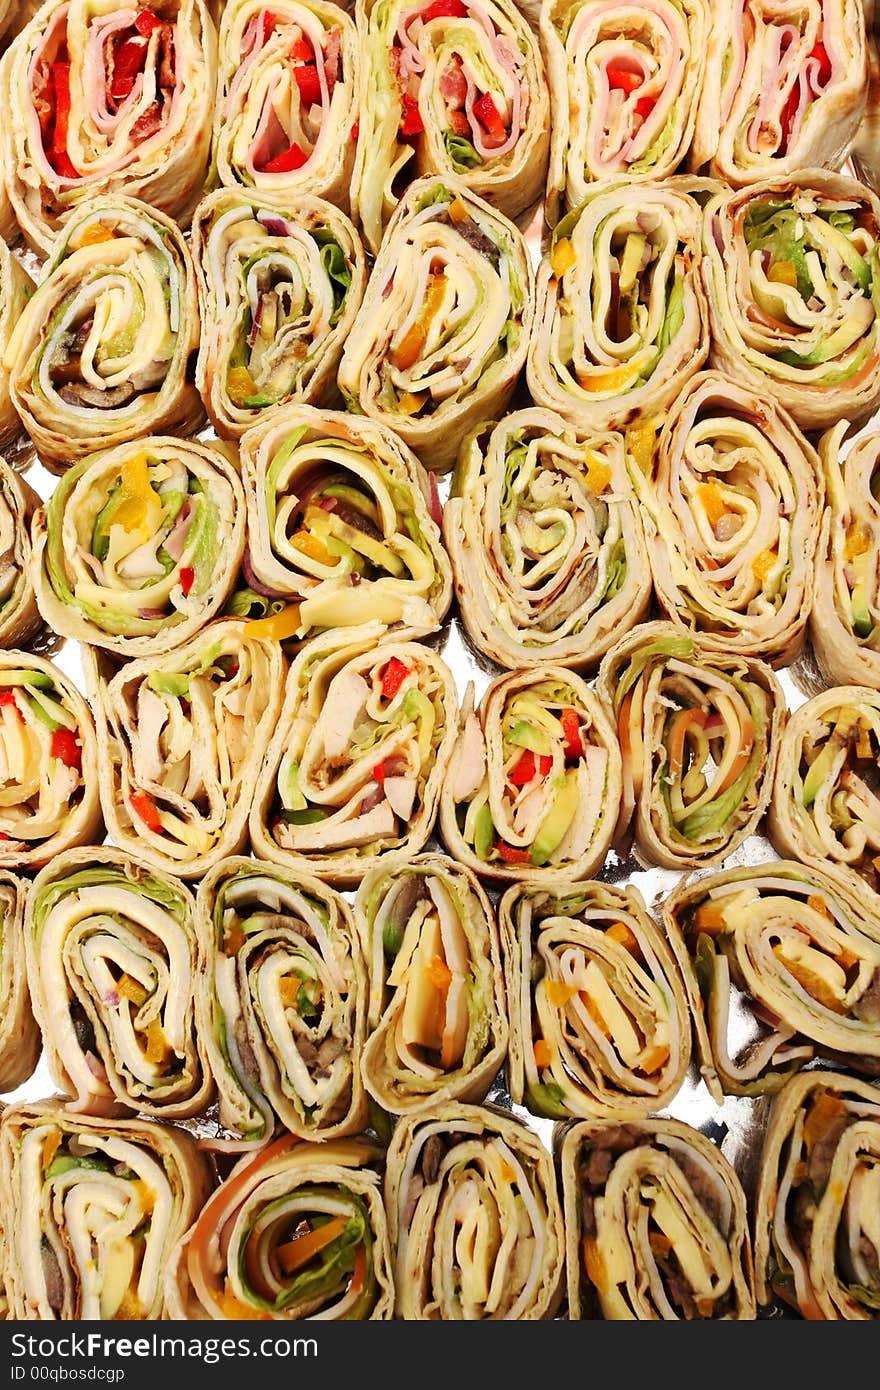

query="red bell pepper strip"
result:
[400,93,424,136]
[0,691,21,717]
[179,567,195,596]
[350,119,359,139]
[50,728,82,772]
[372,761,386,783]
[131,790,163,833]
[810,41,832,86]
[380,657,410,700]
[261,141,308,172]
[134,9,163,36]
[110,36,148,101]
[496,841,531,864]
[293,62,322,107]
[51,62,72,158]
[607,66,642,94]
[472,91,505,137]
[634,95,655,120]
[560,707,583,762]
[421,0,467,18]
[509,750,552,785]
[260,9,276,44]
[290,36,313,62]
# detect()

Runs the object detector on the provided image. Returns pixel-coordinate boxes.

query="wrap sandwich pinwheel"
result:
[354,854,508,1114]
[810,422,880,688]
[442,406,652,670]
[0,238,35,450]
[211,0,360,210]
[0,0,217,253]
[627,370,822,666]
[753,1068,880,1320]
[499,880,691,1122]
[527,178,708,435]
[559,1116,756,1319]
[0,649,101,871]
[0,455,41,650]
[250,624,458,887]
[237,404,452,643]
[0,870,41,1093]
[541,0,708,222]
[165,1133,395,1319]
[438,663,622,882]
[25,846,212,1118]
[0,1100,214,1320]
[31,436,246,656]
[767,684,880,902]
[195,855,369,1146]
[690,0,867,186]
[192,188,367,439]
[3,196,204,467]
[337,175,534,474]
[383,1101,565,1320]
[86,619,287,878]
[352,0,549,256]
[662,860,880,1101]
[701,170,880,433]
[596,620,784,868]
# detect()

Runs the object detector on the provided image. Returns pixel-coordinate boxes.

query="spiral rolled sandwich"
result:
[3,196,203,466]
[627,370,822,666]
[238,404,452,643]
[353,0,549,255]
[0,455,41,649]
[32,436,245,655]
[701,170,880,433]
[691,0,867,186]
[354,854,508,1114]
[0,870,40,1092]
[0,650,101,871]
[527,177,708,434]
[25,846,212,1118]
[211,0,360,210]
[196,855,369,1145]
[87,620,286,878]
[443,407,652,670]
[768,684,880,902]
[0,0,217,252]
[811,423,880,688]
[192,188,366,438]
[384,1101,565,1319]
[753,1068,880,1320]
[500,879,691,1122]
[165,1133,395,1319]
[0,239,35,449]
[663,860,880,1101]
[337,175,534,474]
[438,663,622,882]
[0,1100,214,1319]
[251,624,458,887]
[596,620,784,868]
[541,0,708,222]
[560,1116,756,1319]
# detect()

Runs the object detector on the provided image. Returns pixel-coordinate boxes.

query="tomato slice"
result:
[261,141,308,172]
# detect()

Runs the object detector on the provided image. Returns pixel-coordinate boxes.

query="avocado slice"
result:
[0,670,54,690]
[473,802,494,861]
[851,584,874,638]
[802,743,839,808]
[619,233,646,294]
[402,688,434,760]
[507,719,552,756]
[530,771,579,866]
